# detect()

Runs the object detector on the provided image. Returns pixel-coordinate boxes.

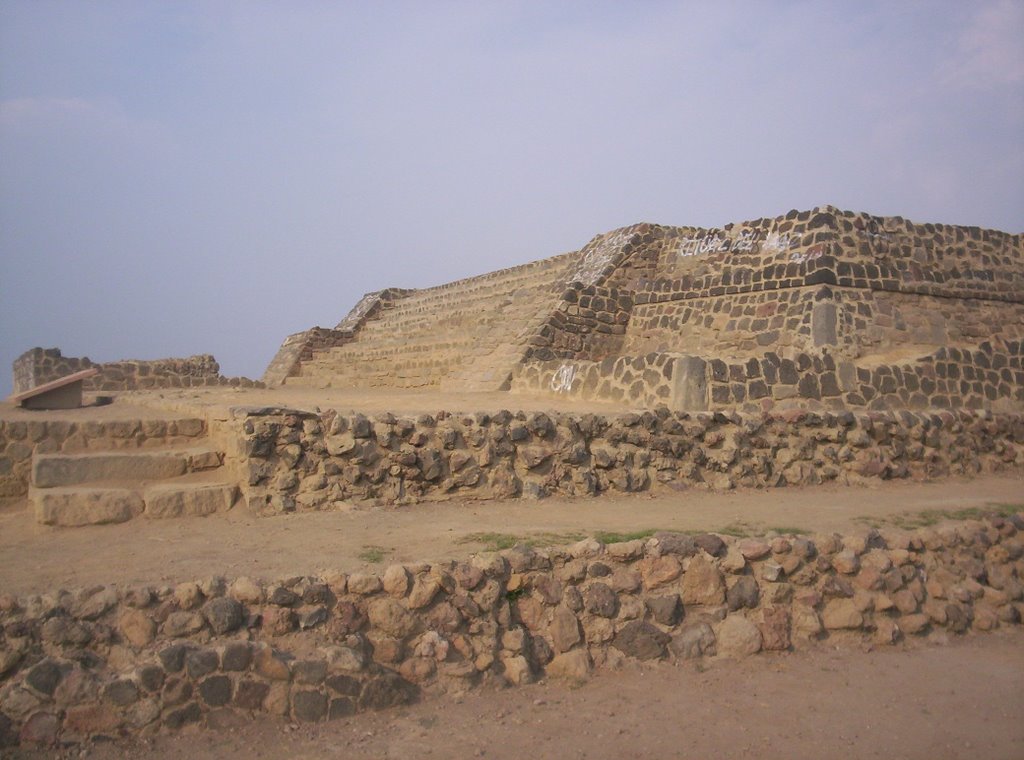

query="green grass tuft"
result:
[358,545,387,563]
[457,531,584,551]
[593,528,662,544]
[854,503,1023,531]
[768,526,809,536]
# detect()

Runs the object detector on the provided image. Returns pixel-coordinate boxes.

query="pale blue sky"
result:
[2,1,1022,393]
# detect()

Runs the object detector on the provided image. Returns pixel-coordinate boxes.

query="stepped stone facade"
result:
[265,207,1023,413]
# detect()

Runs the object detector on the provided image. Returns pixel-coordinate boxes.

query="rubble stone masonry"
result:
[228,406,1023,515]
[2,514,1022,747]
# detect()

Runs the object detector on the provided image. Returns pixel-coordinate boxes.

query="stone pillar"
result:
[812,302,838,348]
[669,356,708,412]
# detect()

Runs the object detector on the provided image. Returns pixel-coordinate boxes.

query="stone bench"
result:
[8,368,100,410]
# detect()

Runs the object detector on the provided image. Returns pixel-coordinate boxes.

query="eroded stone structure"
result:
[267,207,1023,413]
[13,348,262,395]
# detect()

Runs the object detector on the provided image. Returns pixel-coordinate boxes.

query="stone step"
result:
[32,482,240,526]
[32,448,224,488]
[33,487,144,526]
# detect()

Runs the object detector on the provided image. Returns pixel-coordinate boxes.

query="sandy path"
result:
[1,474,1020,596]
[22,630,1024,760]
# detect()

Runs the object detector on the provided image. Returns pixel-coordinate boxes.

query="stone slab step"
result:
[33,487,144,527]
[143,482,239,519]
[32,482,240,526]
[32,448,224,488]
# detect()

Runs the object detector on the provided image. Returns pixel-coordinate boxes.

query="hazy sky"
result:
[2,1,1022,393]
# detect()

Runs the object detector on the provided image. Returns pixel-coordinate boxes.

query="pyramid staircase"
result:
[287,255,574,391]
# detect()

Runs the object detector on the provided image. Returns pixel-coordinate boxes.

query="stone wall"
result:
[228,406,1024,514]
[0,417,209,498]
[1,515,1021,748]
[511,337,1023,414]
[12,349,262,395]
[525,283,633,362]
[512,354,681,408]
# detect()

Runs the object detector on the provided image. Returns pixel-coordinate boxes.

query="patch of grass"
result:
[768,526,809,536]
[986,502,1024,516]
[457,531,584,551]
[855,503,1023,531]
[717,521,758,538]
[592,528,662,544]
[358,545,387,563]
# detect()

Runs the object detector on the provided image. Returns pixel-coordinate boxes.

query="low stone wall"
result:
[230,405,1024,514]
[0,418,208,498]
[12,348,263,395]
[1,516,1021,748]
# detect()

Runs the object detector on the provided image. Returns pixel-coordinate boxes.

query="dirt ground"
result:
[9,630,1023,760]
[1,474,1021,596]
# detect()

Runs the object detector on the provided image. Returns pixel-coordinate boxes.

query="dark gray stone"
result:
[41,616,92,646]
[359,673,418,710]
[583,583,618,618]
[198,675,233,707]
[103,678,139,706]
[727,576,760,611]
[694,533,726,557]
[203,597,244,635]
[653,532,698,557]
[159,643,190,673]
[138,664,165,693]
[326,674,362,697]
[328,697,356,720]
[293,690,328,722]
[587,562,612,578]
[185,648,220,680]
[646,595,683,626]
[269,587,301,607]
[300,606,329,630]
[946,603,970,634]
[293,659,327,684]
[301,582,331,605]
[612,621,670,660]
[25,659,65,696]
[163,702,201,729]
[221,642,253,672]
[234,679,269,710]
[0,712,15,748]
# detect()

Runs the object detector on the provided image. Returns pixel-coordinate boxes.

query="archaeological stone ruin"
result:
[1,205,1022,748]
[265,205,1023,412]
